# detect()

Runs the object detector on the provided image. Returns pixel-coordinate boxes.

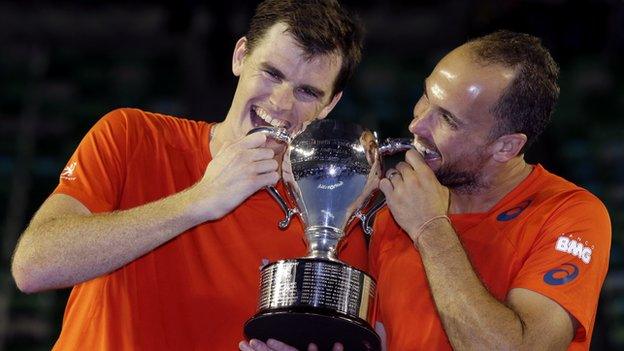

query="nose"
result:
[269,83,295,112]
[409,103,433,136]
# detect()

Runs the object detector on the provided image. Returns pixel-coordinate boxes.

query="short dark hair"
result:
[246,0,364,97]
[467,30,559,153]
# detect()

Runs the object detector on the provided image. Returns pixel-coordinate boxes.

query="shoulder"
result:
[519,166,611,256]
[534,166,608,219]
[97,108,210,150]
[522,165,607,217]
[98,107,193,130]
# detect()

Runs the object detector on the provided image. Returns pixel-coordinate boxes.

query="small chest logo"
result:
[496,199,531,221]
[60,161,77,180]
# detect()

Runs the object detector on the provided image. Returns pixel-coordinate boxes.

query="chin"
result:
[424,158,442,171]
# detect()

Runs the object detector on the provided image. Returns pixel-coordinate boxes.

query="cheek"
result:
[241,73,270,95]
[435,133,469,158]
[447,140,488,166]
[296,103,324,121]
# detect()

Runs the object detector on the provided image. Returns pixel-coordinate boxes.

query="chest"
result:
[377,216,532,308]
[120,144,205,207]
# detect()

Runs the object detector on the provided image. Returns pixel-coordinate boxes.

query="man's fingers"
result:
[266,338,298,351]
[250,147,275,161]
[248,339,271,351]
[239,341,252,351]
[385,168,400,179]
[379,178,394,196]
[240,132,269,148]
[395,161,413,174]
[257,171,280,187]
[404,148,426,169]
[239,340,261,351]
[254,159,279,174]
[242,338,342,351]
[375,322,388,351]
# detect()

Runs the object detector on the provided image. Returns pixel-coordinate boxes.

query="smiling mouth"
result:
[251,106,292,131]
[414,139,441,161]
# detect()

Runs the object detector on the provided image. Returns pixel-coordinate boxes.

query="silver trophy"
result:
[244,119,411,351]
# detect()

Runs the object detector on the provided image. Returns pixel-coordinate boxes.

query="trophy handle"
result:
[354,197,386,236]
[247,126,297,229]
[378,137,413,155]
[247,126,291,143]
[356,137,414,236]
[266,185,298,229]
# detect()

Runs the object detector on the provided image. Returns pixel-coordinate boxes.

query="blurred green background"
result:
[0,0,622,350]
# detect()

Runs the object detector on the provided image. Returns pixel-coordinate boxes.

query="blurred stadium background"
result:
[0,0,622,350]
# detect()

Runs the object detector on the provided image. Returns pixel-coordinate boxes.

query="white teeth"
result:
[414,140,439,159]
[254,107,287,128]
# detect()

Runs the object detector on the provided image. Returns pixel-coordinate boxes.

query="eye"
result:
[264,69,281,82]
[301,87,319,98]
[295,87,320,101]
[442,113,458,129]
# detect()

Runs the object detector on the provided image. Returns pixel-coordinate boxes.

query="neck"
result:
[209,122,221,156]
[210,103,250,156]
[209,119,237,157]
[449,158,533,214]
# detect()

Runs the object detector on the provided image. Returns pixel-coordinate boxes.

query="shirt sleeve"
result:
[53,109,132,213]
[510,191,611,341]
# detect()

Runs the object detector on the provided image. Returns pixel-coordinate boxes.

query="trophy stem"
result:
[305,227,343,261]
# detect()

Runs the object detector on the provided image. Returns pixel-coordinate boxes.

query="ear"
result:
[491,133,527,162]
[232,37,248,77]
[318,91,343,119]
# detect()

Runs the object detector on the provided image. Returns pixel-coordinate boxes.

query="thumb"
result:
[239,131,268,149]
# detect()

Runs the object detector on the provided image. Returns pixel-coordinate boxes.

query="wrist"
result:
[409,215,452,248]
[179,183,220,224]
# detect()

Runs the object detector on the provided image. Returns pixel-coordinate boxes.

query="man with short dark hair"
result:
[372,30,610,350]
[11,1,366,349]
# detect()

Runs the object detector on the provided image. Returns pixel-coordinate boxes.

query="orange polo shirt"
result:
[51,108,368,350]
[370,164,610,350]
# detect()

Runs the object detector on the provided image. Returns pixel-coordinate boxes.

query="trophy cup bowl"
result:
[244,120,411,351]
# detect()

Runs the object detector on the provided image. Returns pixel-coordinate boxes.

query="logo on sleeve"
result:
[60,161,77,181]
[543,263,579,285]
[555,234,593,264]
[496,199,532,221]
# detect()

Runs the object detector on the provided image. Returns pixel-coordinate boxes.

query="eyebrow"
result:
[260,62,326,99]
[260,63,285,80]
[423,79,462,124]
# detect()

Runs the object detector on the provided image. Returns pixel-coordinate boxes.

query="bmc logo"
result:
[555,235,592,264]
